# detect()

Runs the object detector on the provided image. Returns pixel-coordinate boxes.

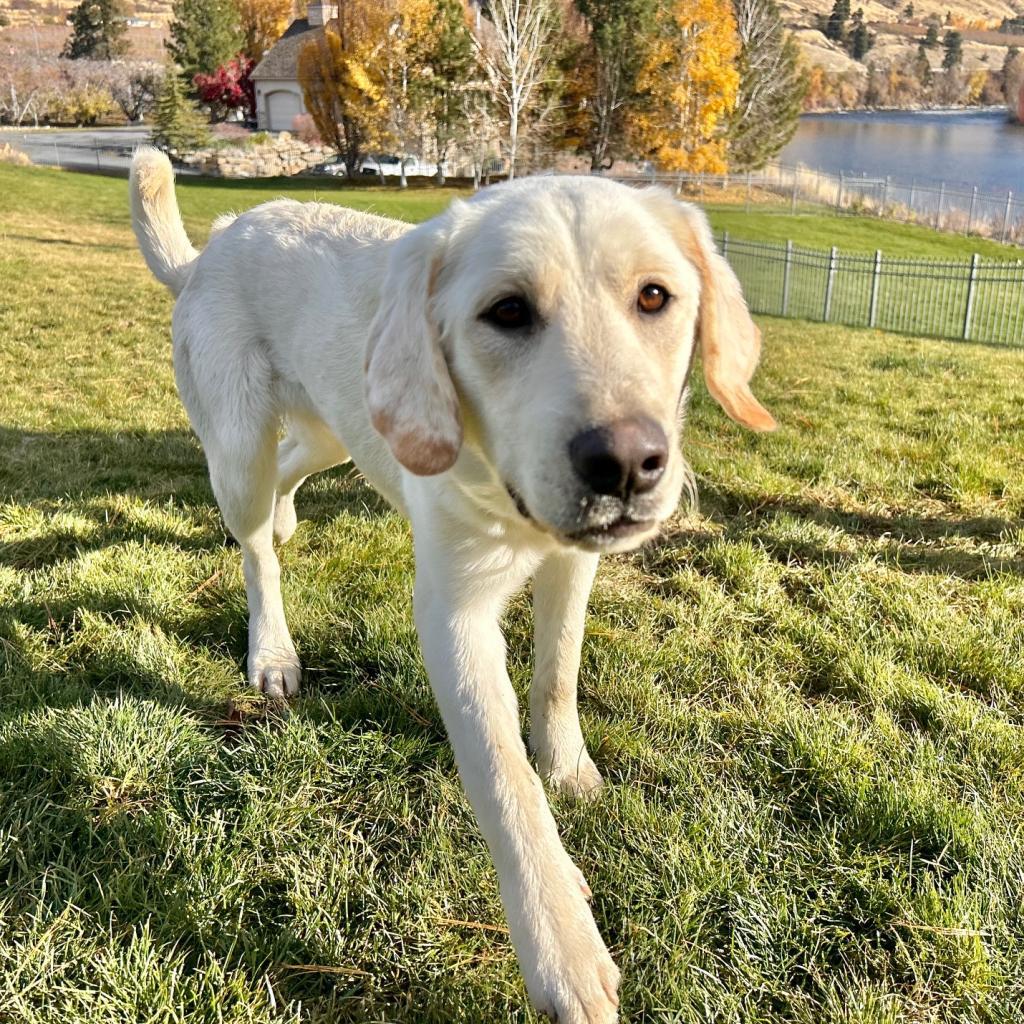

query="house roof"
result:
[251,18,330,81]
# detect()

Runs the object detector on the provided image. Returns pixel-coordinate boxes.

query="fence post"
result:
[869,249,882,328]
[962,253,979,341]
[935,182,945,229]
[881,176,889,213]
[909,179,916,209]
[721,230,730,261]
[782,240,793,317]
[745,172,752,212]
[53,140,61,169]
[1002,190,1013,243]
[967,185,978,235]
[836,173,843,212]
[791,176,798,214]
[823,245,838,322]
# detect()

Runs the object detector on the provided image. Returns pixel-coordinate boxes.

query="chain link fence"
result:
[715,233,1024,346]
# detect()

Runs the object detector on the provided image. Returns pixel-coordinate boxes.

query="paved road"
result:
[1,126,152,174]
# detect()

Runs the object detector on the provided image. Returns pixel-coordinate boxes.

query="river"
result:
[780,109,1024,195]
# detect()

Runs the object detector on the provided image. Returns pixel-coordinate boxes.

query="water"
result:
[780,109,1024,195]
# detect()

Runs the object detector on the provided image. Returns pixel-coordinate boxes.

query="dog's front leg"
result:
[413,535,619,1024]
[530,550,603,798]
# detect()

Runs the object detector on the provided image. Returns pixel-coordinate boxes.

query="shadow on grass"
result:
[645,482,1024,581]
[0,426,392,569]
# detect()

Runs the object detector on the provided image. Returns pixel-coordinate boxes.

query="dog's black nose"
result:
[568,417,668,499]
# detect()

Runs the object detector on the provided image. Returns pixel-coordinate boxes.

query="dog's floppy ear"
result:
[670,200,776,432]
[365,219,463,475]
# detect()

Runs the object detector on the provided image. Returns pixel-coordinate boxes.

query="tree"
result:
[167,0,242,87]
[1003,46,1024,120]
[194,55,255,121]
[903,2,914,18]
[416,0,476,183]
[62,0,129,60]
[942,29,962,69]
[152,59,211,151]
[568,0,657,171]
[474,0,560,179]
[914,44,933,91]
[235,0,296,63]
[824,0,850,43]
[848,8,873,60]
[726,0,806,169]
[108,61,164,121]
[297,4,388,176]
[923,22,939,47]
[632,0,740,172]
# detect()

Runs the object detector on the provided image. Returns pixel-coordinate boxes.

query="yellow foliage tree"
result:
[632,0,740,173]
[297,1,389,176]
[235,0,296,62]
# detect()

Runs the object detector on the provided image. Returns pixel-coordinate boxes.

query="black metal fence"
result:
[715,233,1024,346]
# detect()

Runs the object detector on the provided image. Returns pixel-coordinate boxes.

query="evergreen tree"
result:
[903,2,914,18]
[727,0,807,170]
[152,60,211,152]
[571,0,658,170]
[167,0,242,88]
[418,0,476,183]
[942,29,963,69]
[914,44,933,90]
[62,0,129,60]
[923,22,939,47]
[848,8,873,59]
[824,0,850,43]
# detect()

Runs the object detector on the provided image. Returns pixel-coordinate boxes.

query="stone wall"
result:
[179,132,334,178]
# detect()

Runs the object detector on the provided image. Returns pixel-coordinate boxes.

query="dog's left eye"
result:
[638,284,670,314]
[482,296,534,330]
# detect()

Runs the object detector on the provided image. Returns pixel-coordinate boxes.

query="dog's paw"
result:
[249,651,301,699]
[521,914,620,1024]
[534,742,605,800]
[273,494,298,545]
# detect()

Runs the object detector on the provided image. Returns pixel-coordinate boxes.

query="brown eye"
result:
[482,296,534,330]
[638,283,670,314]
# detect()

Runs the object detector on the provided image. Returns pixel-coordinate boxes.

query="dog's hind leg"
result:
[529,550,603,798]
[273,414,349,545]
[184,344,302,699]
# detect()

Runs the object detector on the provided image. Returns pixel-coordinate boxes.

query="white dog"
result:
[130,147,774,1023]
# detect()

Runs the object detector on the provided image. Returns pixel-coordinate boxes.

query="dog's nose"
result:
[568,417,668,499]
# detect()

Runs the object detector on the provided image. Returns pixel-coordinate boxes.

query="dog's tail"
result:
[130,147,198,297]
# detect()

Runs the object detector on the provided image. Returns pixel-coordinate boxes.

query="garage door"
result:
[266,90,302,133]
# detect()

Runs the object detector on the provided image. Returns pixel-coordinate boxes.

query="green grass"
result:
[3,163,1024,1022]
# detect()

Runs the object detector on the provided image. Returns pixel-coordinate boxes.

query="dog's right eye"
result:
[482,296,534,330]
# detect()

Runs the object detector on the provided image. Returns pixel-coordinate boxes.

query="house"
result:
[251,2,338,133]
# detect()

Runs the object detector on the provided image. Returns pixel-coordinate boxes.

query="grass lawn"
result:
[2,163,1024,1022]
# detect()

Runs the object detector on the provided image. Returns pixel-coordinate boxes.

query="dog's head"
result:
[365,177,775,553]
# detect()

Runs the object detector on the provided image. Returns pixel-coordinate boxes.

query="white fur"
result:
[130,148,772,1023]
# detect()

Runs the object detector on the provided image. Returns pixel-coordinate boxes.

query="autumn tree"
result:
[297,3,388,176]
[474,0,561,179]
[568,0,657,171]
[235,0,296,63]
[194,55,256,121]
[632,0,740,173]
[167,0,242,86]
[1003,46,1024,120]
[108,61,164,121]
[63,0,129,60]
[726,0,806,170]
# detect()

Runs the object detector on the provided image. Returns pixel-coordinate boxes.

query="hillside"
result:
[0,0,172,29]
